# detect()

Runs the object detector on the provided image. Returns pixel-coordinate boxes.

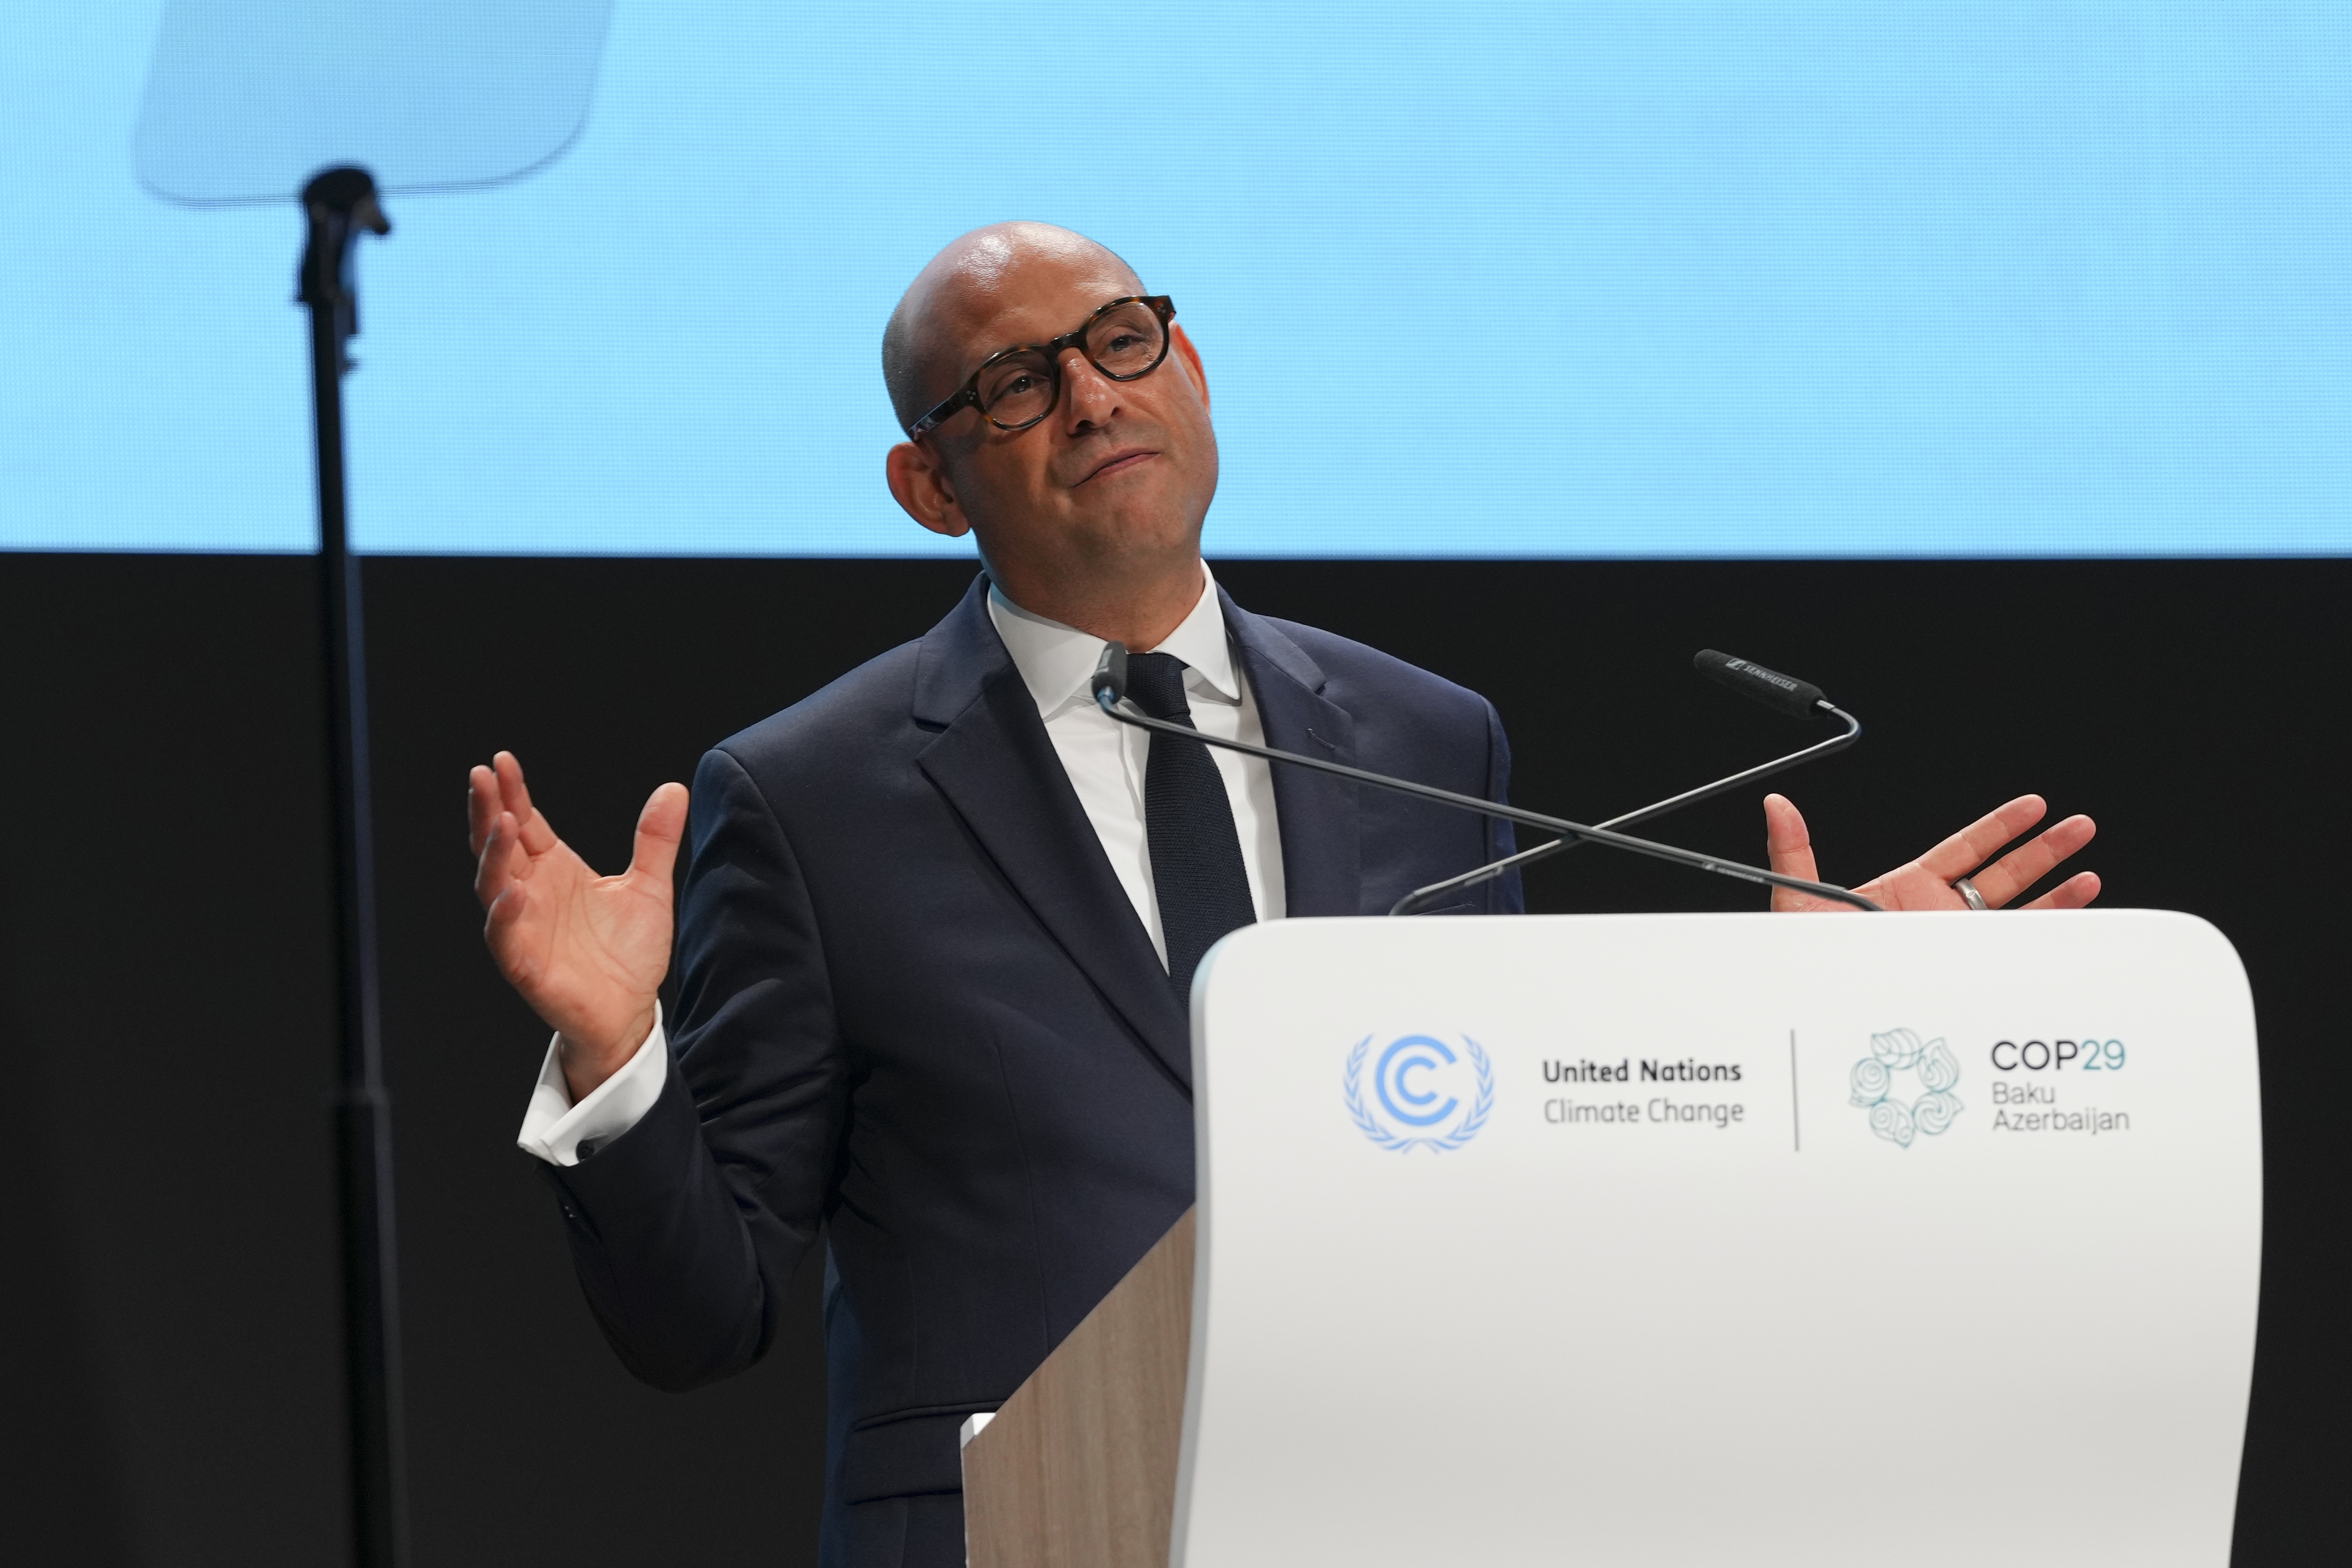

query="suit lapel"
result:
[912,578,1194,1090]
[1223,591,1364,919]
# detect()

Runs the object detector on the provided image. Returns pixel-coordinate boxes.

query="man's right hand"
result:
[468,751,689,1103]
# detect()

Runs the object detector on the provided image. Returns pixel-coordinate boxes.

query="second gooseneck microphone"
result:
[1388,650,1860,915]
[1089,644,1882,913]
[1692,648,1830,717]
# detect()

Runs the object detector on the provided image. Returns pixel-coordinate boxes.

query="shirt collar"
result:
[987,562,1239,720]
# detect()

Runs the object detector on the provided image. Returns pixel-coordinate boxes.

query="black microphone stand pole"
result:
[298,165,411,1568]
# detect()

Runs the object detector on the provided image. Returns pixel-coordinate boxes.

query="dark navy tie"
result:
[1125,651,1257,996]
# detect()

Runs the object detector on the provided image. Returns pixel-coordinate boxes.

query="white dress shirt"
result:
[516,565,1283,1167]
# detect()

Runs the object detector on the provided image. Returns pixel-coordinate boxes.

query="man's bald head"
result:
[881,222,1144,432]
[879,219,1217,649]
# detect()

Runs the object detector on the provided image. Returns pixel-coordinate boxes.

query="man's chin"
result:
[1072,506,1203,567]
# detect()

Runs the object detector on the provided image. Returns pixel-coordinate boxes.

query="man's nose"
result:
[1057,349,1121,431]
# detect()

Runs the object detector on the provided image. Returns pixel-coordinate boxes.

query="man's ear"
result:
[886,440,971,538]
[1170,322,1208,415]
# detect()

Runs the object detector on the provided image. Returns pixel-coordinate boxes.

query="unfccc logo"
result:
[1343,1034,1494,1152]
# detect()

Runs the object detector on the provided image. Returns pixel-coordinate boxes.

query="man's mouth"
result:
[1076,447,1157,486]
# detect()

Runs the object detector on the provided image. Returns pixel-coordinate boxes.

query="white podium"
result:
[966,910,2261,1568]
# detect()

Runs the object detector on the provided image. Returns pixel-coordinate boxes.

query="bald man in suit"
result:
[469,222,2097,1567]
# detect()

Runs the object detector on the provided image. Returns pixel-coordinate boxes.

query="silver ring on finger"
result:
[1952,876,1990,912]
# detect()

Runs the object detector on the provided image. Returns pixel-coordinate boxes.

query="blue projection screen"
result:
[3,2,2347,558]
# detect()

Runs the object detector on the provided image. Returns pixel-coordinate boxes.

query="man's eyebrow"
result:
[953,311,1074,378]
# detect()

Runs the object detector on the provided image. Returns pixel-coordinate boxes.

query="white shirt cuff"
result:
[514,1005,669,1167]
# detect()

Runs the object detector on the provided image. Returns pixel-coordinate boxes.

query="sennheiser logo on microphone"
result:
[1724,659,1800,693]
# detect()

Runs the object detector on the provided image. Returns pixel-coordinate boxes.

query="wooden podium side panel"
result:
[963,1209,1194,1568]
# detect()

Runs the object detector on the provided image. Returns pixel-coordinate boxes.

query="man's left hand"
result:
[1764,792,2100,913]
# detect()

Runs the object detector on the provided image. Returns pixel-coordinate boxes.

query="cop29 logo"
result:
[1849,1027,1963,1148]
[1344,1034,1494,1152]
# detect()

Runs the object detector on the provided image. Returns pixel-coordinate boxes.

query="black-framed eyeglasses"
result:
[906,295,1176,439]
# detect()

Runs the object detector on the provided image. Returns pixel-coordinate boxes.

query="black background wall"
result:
[1,552,2342,1565]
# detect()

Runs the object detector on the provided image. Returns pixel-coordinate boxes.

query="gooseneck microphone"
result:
[1692,648,1828,718]
[1388,650,1860,915]
[1090,644,1882,913]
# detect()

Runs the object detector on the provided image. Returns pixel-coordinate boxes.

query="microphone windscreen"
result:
[1693,649,1826,718]
[1091,641,1130,707]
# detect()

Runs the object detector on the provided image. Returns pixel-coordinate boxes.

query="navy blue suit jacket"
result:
[544,576,1519,1567]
